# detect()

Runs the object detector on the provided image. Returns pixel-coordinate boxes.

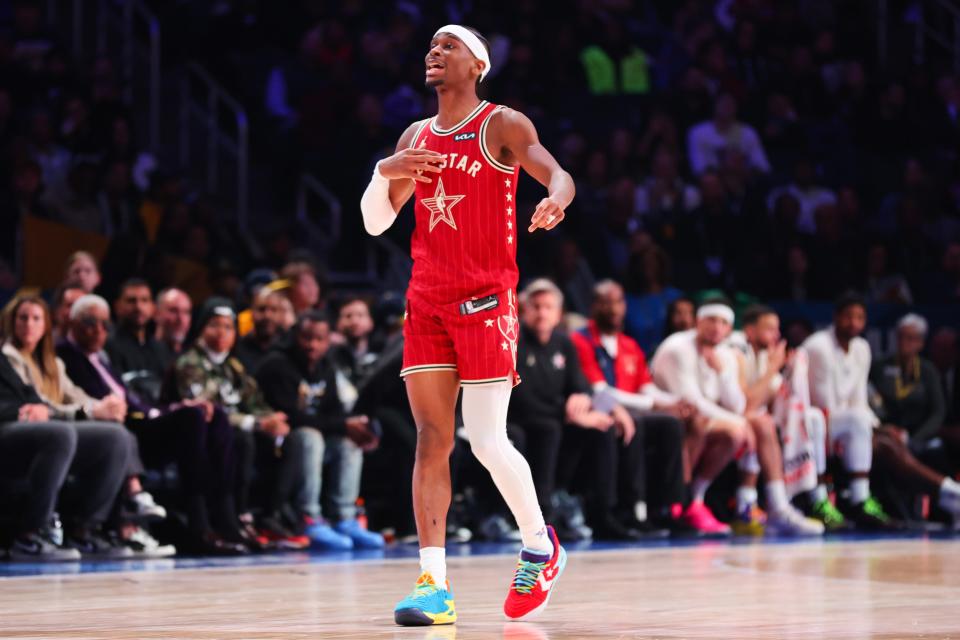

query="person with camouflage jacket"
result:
[172,298,311,550]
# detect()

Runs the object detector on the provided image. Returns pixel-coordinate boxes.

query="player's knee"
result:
[748,413,777,442]
[416,422,454,459]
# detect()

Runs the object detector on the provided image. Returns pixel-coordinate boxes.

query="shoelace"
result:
[863,497,890,521]
[511,559,546,594]
[407,575,441,602]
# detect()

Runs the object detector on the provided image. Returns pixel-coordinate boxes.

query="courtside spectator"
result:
[331,296,379,383]
[59,294,245,556]
[256,311,384,550]
[234,287,286,374]
[171,298,307,551]
[0,353,133,560]
[562,280,683,537]
[870,314,960,522]
[105,279,167,405]
[154,288,192,368]
[871,315,945,452]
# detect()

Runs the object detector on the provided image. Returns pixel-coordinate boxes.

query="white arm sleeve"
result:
[360,162,398,236]
[717,353,747,414]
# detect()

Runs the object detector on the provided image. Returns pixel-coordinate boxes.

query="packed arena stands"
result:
[0,0,958,559]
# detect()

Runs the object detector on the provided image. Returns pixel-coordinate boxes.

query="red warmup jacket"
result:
[570,320,653,393]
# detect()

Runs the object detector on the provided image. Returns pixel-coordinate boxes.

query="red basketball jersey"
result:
[407,101,520,306]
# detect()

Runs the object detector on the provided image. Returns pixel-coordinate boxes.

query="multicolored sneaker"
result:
[504,525,567,621]
[394,572,456,626]
[731,504,766,536]
[682,501,731,536]
[811,497,848,531]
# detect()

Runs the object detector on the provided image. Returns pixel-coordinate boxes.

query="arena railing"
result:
[180,62,250,231]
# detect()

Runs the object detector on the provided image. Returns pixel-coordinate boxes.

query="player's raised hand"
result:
[527,196,565,232]
[378,146,443,183]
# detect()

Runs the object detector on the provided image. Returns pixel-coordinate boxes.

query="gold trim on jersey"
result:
[429,100,489,136]
[479,106,516,174]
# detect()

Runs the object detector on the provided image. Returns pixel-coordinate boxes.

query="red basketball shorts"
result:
[401,289,519,386]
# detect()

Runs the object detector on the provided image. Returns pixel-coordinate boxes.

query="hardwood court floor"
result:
[1,538,959,639]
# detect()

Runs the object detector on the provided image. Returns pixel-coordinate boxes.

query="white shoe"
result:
[122,491,167,522]
[124,527,176,558]
[766,505,825,536]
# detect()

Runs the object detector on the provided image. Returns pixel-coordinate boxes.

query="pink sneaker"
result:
[683,501,731,536]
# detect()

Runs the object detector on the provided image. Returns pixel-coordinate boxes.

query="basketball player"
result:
[360,25,574,626]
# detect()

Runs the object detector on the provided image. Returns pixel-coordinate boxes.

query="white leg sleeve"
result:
[461,381,546,547]
[829,409,874,474]
[805,407,828,475]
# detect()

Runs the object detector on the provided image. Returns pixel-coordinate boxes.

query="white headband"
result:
[434,25,491,82]
[697,304,734,324]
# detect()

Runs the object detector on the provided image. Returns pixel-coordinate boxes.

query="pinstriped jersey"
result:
[407,101,520,306]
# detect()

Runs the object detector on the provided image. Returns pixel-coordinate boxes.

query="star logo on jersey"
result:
[422,177,464,232]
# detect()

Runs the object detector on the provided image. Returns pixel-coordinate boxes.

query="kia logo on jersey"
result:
[454,132,476,141]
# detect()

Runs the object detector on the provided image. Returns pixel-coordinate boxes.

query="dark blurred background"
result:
[1,0,958,353]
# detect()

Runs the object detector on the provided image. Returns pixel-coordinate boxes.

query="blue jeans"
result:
[280,427,362,522]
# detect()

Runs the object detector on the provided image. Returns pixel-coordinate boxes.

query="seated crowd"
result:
[1,251,958,561]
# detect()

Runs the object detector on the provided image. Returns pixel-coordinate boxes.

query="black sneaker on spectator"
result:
[593,514,645,541]
[120,526,176,558]
[9,529,81,562]
[257,513,309,550]
[65,528,135,559]
[120,491,167,523]
[617,514,671,540]
[479,514,523,542]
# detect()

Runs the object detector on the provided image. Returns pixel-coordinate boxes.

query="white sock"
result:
[850,478,870,505]
[634,501,648,523]
[691,477,711,503]
[736,486,758,512]
[765,480,789,513]
[811,484,829,503]
[462,382,552,556]
[419,547,446,586]
[939,478,960,511]
[520,525,553,557]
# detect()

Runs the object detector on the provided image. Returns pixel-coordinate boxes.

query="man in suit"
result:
[57,294,246,555]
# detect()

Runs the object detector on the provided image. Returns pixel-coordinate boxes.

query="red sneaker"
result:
[503,525,567,621]
[683,501,731,536]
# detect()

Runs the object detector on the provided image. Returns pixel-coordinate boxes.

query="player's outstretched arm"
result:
[360,121,442,236]
[496,109,575,233]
